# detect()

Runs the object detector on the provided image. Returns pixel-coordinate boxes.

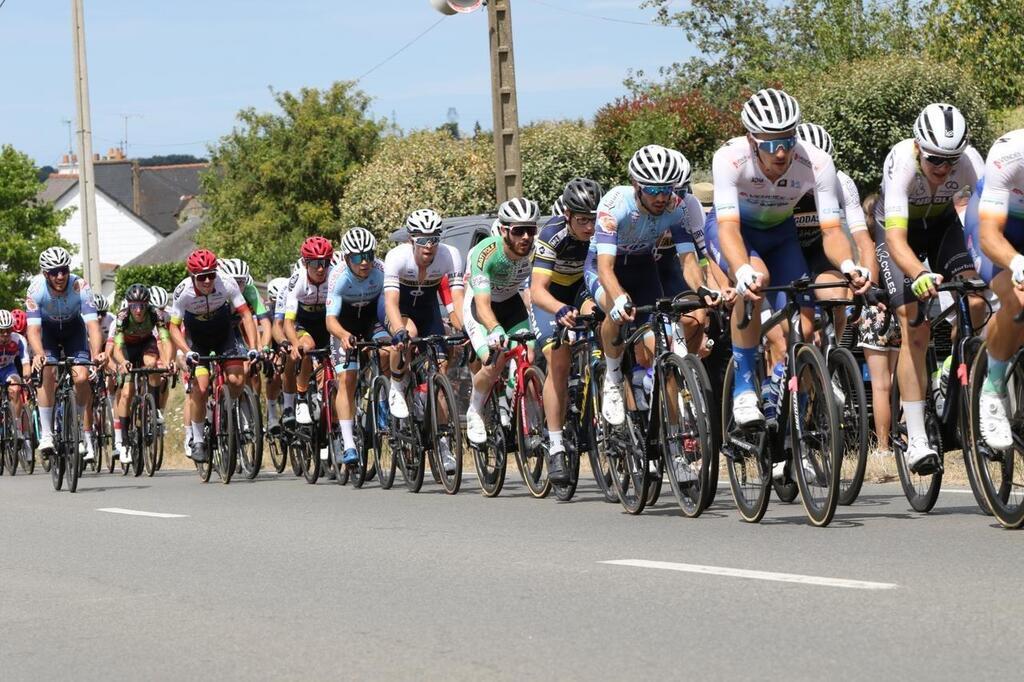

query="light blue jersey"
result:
[592,185,695,258]
[325,260,385,318]
[25,274,97,326]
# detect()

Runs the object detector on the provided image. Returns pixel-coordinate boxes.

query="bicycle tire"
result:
[513,365,551,499]
[968,349,1023,527]
[395,383,425,493]
[326,382,349,487]
[585,360,618,502]
[90,400,103,474]
[268,433,287,474]
[371,375,396,489]
[790,344,842,526]
[63,391,81,493]
[349,372,373,488]
[601,368,648,515]
[236,387,262,480]
[829,348,868,506]
[957,337,991,514]
[472,390,507,497]
[141,392,158,477]
[430,372,463,495]
[16,406,35,474]
[102,400,115,473]
[217,393,236,484]
[2,403,15,475]
[661,354,711,518]
[891,356,943,512]
[684,354,721,507]
[722,360,771,522]
[195,420,213,482]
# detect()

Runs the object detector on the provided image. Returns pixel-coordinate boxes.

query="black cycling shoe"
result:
[547,450,569,485]
[189,442,209,463]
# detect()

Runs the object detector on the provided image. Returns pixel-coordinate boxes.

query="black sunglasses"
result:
[923,154,959,167]
[46,266,70,277]
[193,271,217,283]
[508,224,538,238]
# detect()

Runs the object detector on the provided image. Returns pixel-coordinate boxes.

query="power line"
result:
[0,1,8,10]
[524,0,671,28]
[354,15,447,83]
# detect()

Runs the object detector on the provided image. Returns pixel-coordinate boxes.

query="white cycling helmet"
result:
[341,227,377,255]
[741,88,801,134]
[490,218,503,238]
[628,144,682,186]
[497,197,540,226]
[149,285,169,309]
[405,208,444,236]
[914,103,968,157]
[267,277,289,302]
[218,258,252,287]
[39,246,72,271]
[292,257,305,275]
[668,149,692,190]
[550,196,566,217]
[0,310,13,330]
[796,123,834,155]
[92,292,110,314]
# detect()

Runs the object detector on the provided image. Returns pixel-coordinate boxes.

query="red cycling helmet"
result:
[300,236,334,260]
[10,309,27,335]
[186,248,218,274]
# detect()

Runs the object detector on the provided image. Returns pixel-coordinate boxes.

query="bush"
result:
[114,263,188,306]
[794,55,994,191]
[593,91,742,180]
[520,121,617,208]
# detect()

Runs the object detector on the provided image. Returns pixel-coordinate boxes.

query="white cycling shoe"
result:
[439,441,457,474]
[38,435,55,455]
[389,382,410,420]
[465,407,487,445]
[116,444,131,464]
[673,456,697,483]
[295,402,312,426]
[905,436,939,475]
[601,381,625,426]
[979,391,1013,451]
[733,391,765,428]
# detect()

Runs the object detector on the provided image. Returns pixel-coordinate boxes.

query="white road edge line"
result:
[601,559,897,591]
[96,508,189,519]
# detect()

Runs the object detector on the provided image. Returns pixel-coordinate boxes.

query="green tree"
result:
[794,55,994,190]
[137,154,207,167]
[113,263,188,306]
[520,121,617,207]
[199,81,384,279]
[0,145,74,309]
[924,0,1024,110]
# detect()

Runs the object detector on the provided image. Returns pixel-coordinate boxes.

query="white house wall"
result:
[57,189,162,270]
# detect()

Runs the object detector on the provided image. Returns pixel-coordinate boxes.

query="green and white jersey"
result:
[466,236,532,303]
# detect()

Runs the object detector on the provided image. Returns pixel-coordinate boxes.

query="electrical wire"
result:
[524,0,671,28]
[354,15,448,83]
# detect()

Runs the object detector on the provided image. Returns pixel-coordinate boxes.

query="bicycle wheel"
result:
[968,349,1023,527]
[828,348,868,505]
[349,374,373,488]
[890,358,943,512]
[790,344,842,527]
[371,375,396,489]
[722,360,771,523]
[513,365,551,499]
[63,391,82,493]
[957,337,991,514]
[430,373,463,495]
[268,431,287,474]
[101,400,115,473]
[2,403,15,475]
[217,393,236,484]
[684,354,720,507]
[472,391,508,497]
[660,355,711,518]
[50,406,65,492]
[395,383,425,492]
[236,387,262,480]
[195,421,213,482]
[585,360,618,503]
[141,392,159,477]
[599,369,648,515]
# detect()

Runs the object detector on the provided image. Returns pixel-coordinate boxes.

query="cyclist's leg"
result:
[462,292,508,443]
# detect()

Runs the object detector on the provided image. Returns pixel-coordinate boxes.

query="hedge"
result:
[114,262,188,306]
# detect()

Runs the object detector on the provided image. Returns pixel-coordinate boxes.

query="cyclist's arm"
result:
[529,269,564,315]
[383,289,404,336]
[680,251,705,292]
[168,321,190,356]
[852,230,879,283]
[444,247,465,332]
[472,290,501,334]
[25,310,44,359]
[257,317,272,349]
[325,313,349,342]
[595,253,626,303]
[238,306,258,350]
[711,149,750,277]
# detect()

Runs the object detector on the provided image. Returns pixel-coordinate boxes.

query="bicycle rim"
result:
[218,395,236,484]
[891,360,943,512]
[513,366,550,499]
[64,392,81,493]
[828,348,868,506]
[661,355,710,518]
[472,392,507,497]
[790,345,841,526]
[585,361,618,503]
[372,377,396,489]
[237,388,262,480]
[722,361,771,522]
[430,374,463,495]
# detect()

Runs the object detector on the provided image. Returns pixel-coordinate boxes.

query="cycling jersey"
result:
[326,260,385,319]
[170,275,248,331]
[464,236,534,360]
[964,129,1024,283]
[654,192,708,297]
[383,243,464,309]
[791,170,866,276]
[241,284,268,321]
[98,312,115,344]
[115,306,169,346]
[593,185,696,258]
[878,138,981,231]
[24,274,98,327]
[533,216,590,290]
[0,333,28,382]
[281,268,333,347]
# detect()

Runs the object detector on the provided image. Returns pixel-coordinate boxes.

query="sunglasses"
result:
[348,252,374,265]
[193,271,217,283]
[507,224,538,238]
[923,154,960,167]
[571,214,596,225]
[46,266,70,277]
[305,258,330,269]
[753,135,797,154]
[411,236,440,247]
[640,184,674,197]
[128,302,147,310]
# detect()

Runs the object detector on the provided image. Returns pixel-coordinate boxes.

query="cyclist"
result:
[147,285,174,422]
[876,103,986,473]
[280,236,336,428]
[964,128,1024,450]
[111,284,173,464]
[587,144,717,429]
[25,247,106,461]
[531,178,601,482]
[382,209,465,420]
[218,258,273,405]
[169,248,259,463]
[324,227,395,466]
[0,310,29,440]
[464,197,539,445]
[264,276,290,434]
[704,88,869,429]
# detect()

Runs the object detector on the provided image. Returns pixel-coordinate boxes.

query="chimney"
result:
[132,160,141,214]
[93,153,100,161]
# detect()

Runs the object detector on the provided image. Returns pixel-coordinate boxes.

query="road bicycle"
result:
[343,340,386,489]
[1,380,35,475]
[90,368,113,474]
[723,277,842,526]
[189,354,260,484]
[36,358,95,493]
[119,366,172,477]
[287,348,341,485]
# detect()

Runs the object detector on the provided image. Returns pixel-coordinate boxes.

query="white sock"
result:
[268,400,280,422]
[39,406,53,438]
[190,421,205,443]
[606,354,623,385]
[549,429,563,450]
[470,387,487,412]
[82,430,93,453]
[902,400,926,443]
[283,392,295,409]
[392,373,408,390]
[341,420,355,450]
[114,427,123,446]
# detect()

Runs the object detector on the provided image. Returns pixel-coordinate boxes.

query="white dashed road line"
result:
[97,507,189,519]
[601,559,898,591]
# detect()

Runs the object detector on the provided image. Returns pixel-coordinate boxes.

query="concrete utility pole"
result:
[431,0,523,204]
[71,0,102,287]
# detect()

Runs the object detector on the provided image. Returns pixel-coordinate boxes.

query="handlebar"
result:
[908,278,988,328]
[485,331,536,366]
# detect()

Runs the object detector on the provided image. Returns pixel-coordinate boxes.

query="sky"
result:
[0,0,693,168]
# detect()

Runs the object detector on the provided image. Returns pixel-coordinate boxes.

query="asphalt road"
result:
[1,466,1020,680]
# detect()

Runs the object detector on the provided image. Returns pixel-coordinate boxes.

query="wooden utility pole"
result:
[486,0,522,204]
[71,0,102,288]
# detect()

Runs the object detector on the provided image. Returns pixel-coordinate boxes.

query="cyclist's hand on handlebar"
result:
[93,350,107,365]
[486,325,507,350]
[555,304,578,328]
[697,285,724,308]
[911,271,942,300]
[735,264,764,302]
[391,329,409,349]
[246,348,260,363]
[185,351,201,367]
[31,355,45,372]
[841,260,872,295]
[289,344,303,362]
[339,331,355,351]
[610,294,634,322]
[1010,254,1024,290]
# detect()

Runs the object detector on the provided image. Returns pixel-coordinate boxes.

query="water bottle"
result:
[631,366,654,411]
[762,362,785,425]
[498,394,511,428]
[413,383,427,421]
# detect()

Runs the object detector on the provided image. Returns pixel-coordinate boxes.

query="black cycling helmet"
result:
[124,283,151,304]
[561,177,603,216]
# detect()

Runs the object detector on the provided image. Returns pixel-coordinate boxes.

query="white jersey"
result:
[978,129,1024,224]
[283,268,332,320]
[170,274,247,325]
[383,243,465,294]
[657,193,707,254]
[712,136,842,231]
[98,312,115,343]
[878,138,981,230]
